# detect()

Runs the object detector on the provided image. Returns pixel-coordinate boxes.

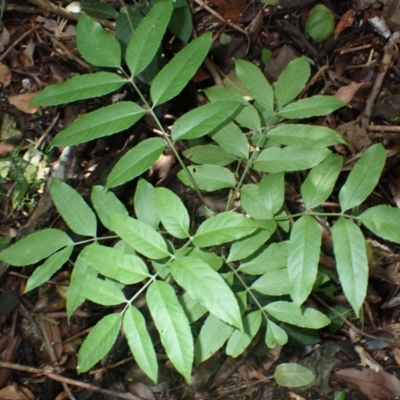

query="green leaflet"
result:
[91,185,129,230]
[106,137,166,188]
[51,179,97,237]
[305,4,335,43]
[193,211,259,247]
[359,205,400,244]
[31,72,126,106]
[277,96,345,119]
[265,319,288,348]
[151,32,212,106]
[169,257,243,330]
[182,144,237,166]
[25,246,73,293]
[133,179,160,230]
[251,269,291,296]
[171,101,240,141]
[53,102,146,146]
[0,229,73,266]
[77,13,121,68]
[126,0,173,77]
[168,0,192,43]
[301,154,343,210]
[81,0,118,18]
[108,214,171,259]
[241,184,273,220]
[339,143,386,212]
[274,57,310,109]
[274,363,315,387]
[259,172,285,217]
[235,59,274,113]
[194,314,234,365]
[153,187,190,239]
[78,313,122,373]
[147,281,193,383]
[267,124,346,147]
[226,310,262,357]
[124,306,158,383]
[332,217,368,316]
[180,292,207,323]
[287,215,321,306]
[264,301,330,329]
[177,164,236,191]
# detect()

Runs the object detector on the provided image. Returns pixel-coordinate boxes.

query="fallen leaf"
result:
[336,367,400,400]
[389,178,400,207]
[207,0,246,23]
[21,42,35,68]
[8,93,39,114]
[335,81,363,103]
[334,9,355,37]
[0,27,10,53]
[0,62,12,87]
[0,385,35,400]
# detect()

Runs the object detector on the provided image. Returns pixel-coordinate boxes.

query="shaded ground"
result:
[1,0,400,399]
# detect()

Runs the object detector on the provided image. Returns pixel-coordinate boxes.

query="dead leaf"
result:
[336,367,400,400]
[334,9,355,38]
[207,0,246,23]
[336,121,372,154]
[335,81,364,103]
[0,385,35,400]
[389,178,400,207]
[0,27,10,53]
[36,16,58,32]
[8,93,39,114]
[355,345,381,371]
[21,42,36,68]
[0,62,12,87]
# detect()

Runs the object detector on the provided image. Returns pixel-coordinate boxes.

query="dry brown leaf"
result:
[0,62,12,87]
[334,9,355,37]
[8,93,39,114]
[0,385,35,400]
[207,0,246,23]
[335,81,363,103]
[389,178,400,207]
[336,367,400,400]
[0,27,10,53]
[21,42,35,68]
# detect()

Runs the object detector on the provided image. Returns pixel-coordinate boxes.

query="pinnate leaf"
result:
[77,13,121,68]
[78,313,122,373]
[31,72,126,106]
[332,217,368,316]
[169,257,243,330]
[147,281,193,383]
[51,179,97,237]
[53,102,145,146]
[359,205,400,244]
[151,32,212,106]
[106,138,166,188]
[0,229,73,266]
[124,306,158,383]
[339,143,386,212]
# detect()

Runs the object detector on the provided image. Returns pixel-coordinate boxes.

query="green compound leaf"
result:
[235,59,274,113]
[253,147,331,173]
[251,269,291,296]
[265,319,288,348]
[77,13,121,68]
[109,214,170,259]
[359,205,400,244]
[126,0,173,77]
[301,154,343,210]
[267,124,346,147]
[274,57,310,109]
[0,229,73,266]
[182,144,237,166]
[25,246,73,293]
[259,172,285,217]
[151,32,212,106]
[287,215,321,306]
[80,243,149,285]
[51,179,97,237]
[226,310,262,358]
[339,143,386,212]
[170,257,243,330]
[133,179,160,230]
[194,314,234,365]
[177,164,236,191]
[147,281,193,383]
[305,4,335,43]
[264,301,330,329]
[241,183,273,220]
[209,121,249,160]
[171,101,240,141]
[78,313,122,373]
[193,211,259,248]
[106,137,166,188]
[153,187,190,239]
[124,306,158,384]
[53,102,145,146]
[31,72,126,107]
[332,217,368,316]
[274,363,315,387]
[91,185,128,230]
[277,96,345,119]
